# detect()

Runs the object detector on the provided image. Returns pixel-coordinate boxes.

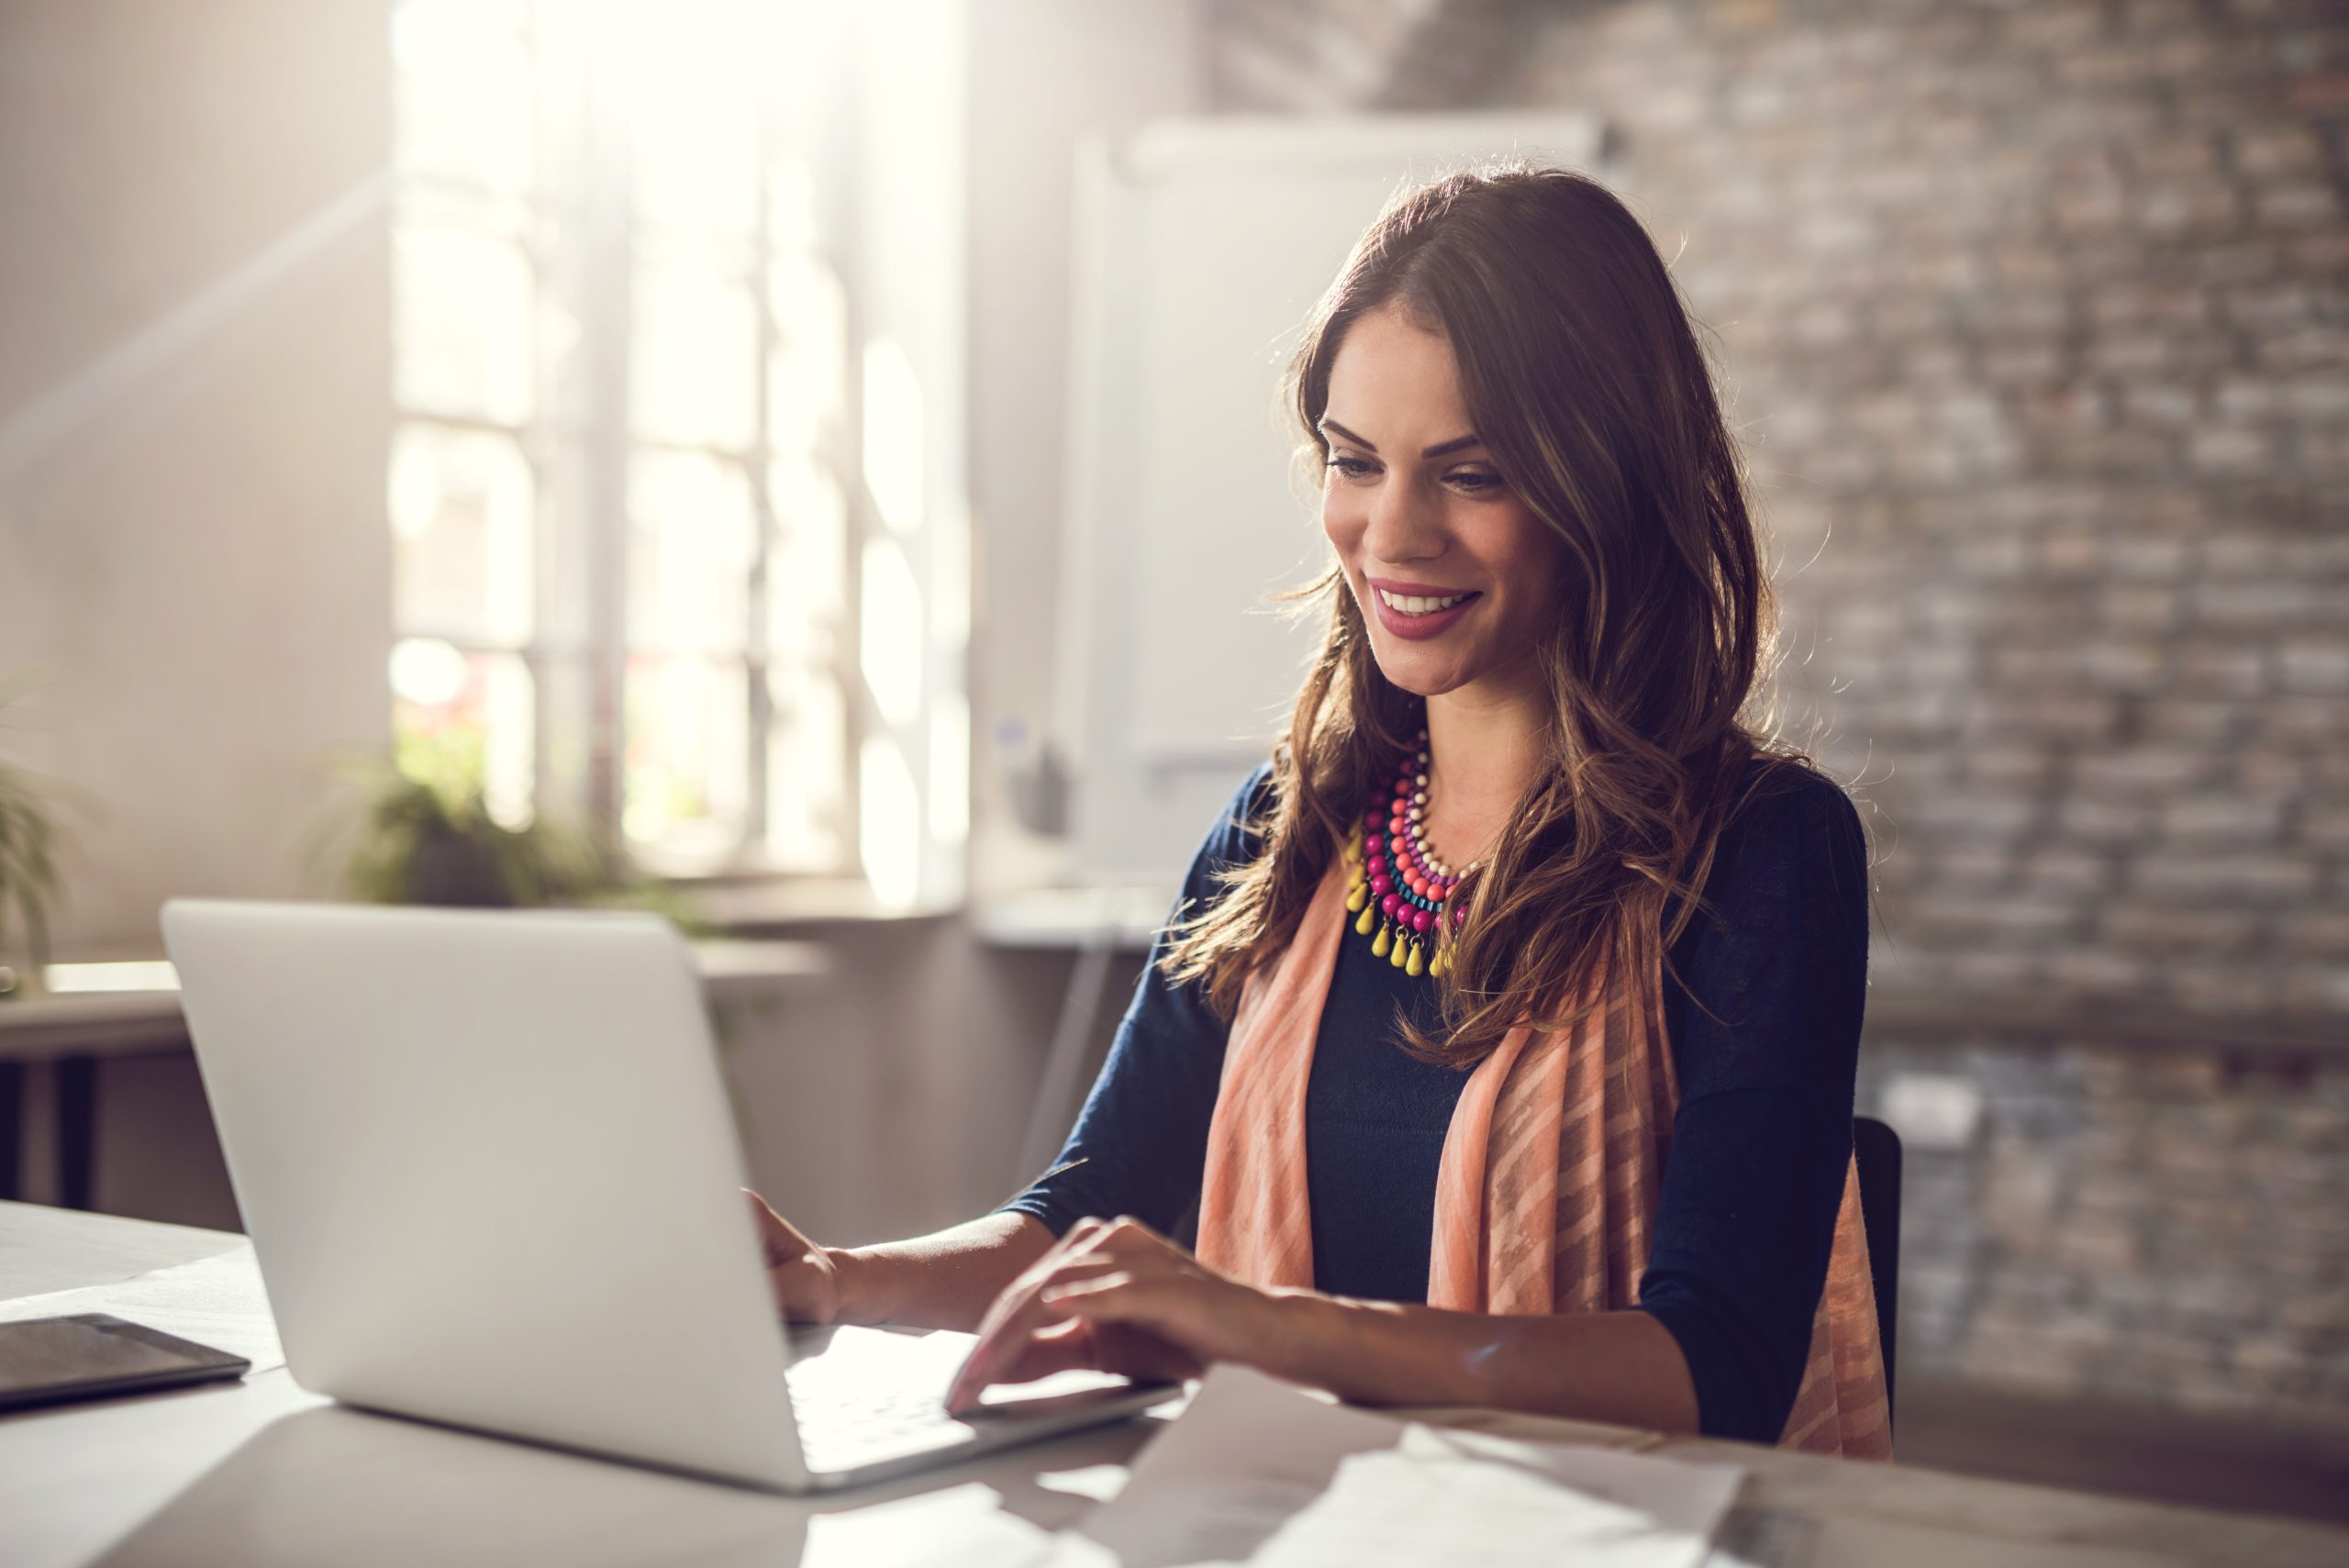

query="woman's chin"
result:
[1370,658,1468,700]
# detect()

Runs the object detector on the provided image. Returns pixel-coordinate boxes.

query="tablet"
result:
[0,1312,250,1412]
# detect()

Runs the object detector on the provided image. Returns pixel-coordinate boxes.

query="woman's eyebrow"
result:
[1318,417,1485,459]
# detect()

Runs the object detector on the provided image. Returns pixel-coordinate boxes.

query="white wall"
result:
[949,0,1208,1204]
[964,0,1208,889]
[0,0,394,955]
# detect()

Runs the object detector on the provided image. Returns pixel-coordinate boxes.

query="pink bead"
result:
[1380,893,1401,918]
[1370,873,1391,895]
[1411,907,1432,934]
[1452,906,1467,926]
[1366,833,1385,856]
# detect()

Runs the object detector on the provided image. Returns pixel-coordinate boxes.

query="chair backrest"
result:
[1852,1114,1902,1429]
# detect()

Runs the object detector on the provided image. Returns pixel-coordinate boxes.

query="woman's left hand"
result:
[942,1216,1283,1415]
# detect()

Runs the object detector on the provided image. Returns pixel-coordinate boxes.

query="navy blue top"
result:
[1000,756,1871,1446]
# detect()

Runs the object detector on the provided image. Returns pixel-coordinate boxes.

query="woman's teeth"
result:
[1377,588,1475,616]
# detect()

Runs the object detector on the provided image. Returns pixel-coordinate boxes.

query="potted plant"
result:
[319,728,705,930]
[0,671,64,1000]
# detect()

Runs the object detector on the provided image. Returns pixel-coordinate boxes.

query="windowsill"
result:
[669,875,963,934]
[0,938,835,1059]
[968,884,1178,952]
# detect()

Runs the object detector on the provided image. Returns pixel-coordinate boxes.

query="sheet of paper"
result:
[0,1241,284,1373]
[1055,1362,1744,1568]
[1055,1364,1419,1567]
[1253,1424,1743,1568]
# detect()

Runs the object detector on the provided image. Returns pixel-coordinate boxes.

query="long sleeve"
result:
[1631,769,1872,1445]
[997,761,1277,1240]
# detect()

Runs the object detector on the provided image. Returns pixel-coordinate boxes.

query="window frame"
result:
[386,0,968,906]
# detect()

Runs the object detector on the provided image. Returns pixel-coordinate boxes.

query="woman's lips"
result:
[1369,586,1482,640]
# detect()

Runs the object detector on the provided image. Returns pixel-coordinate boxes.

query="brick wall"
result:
[1208,0,2349,1429]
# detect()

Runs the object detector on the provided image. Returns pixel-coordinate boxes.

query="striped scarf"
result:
[1195,852,1894,1459]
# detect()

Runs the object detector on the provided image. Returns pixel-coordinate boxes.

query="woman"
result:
[750,161,1892,1458]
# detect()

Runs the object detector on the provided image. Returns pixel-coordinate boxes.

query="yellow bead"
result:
[1388,930,1407,967]
[1405,940,1424,977]
[1346,881,1368,913]
[1430,951,1445,978]
[1371,923,1391,958]
[1355,904,1375,936]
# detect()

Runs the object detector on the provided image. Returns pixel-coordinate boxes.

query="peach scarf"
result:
[1195,853,1894,1459]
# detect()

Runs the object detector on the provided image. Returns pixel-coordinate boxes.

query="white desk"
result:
[7,1202,2349,1568]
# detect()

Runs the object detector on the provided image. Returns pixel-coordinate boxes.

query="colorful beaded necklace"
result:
[1341,727,1472,980]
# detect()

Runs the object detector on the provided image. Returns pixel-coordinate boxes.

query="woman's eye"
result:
[1321,455,1502,492]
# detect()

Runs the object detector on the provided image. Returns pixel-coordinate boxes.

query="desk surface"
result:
[6,1203,2348,1568]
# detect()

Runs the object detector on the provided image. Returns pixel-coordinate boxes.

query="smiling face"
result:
[1319,302,1567,707]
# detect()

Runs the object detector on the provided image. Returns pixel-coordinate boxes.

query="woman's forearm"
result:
[831,1211,1057,1331]
[1257,1291,1705,1437]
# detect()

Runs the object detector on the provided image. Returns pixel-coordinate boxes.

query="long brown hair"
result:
[1157,157,1829,1066]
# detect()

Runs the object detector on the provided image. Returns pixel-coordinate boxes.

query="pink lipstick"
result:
[1364,578,1482,641]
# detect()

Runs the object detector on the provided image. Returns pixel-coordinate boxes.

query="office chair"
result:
[1852,1114,1902,1429]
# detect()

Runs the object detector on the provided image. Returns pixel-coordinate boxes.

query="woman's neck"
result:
[1420,683,1548,868]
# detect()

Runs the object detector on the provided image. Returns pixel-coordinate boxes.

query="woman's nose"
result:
[1363,472,1443,561]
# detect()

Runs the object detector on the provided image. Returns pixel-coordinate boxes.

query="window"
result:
[385,0,963,905]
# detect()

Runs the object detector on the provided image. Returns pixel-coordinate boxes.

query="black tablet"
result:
[0,1312,251,1412]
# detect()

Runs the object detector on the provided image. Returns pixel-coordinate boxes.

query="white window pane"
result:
[766,664,844,873]
[860,535,923,728]
[767,253,846,454]
[859,733,920,911]
[766,156,824,259]
[391,424,535,644]
[633,242,758,450]
[861,338,925,536]
[394,225,534,423]
[392,0,534,195]
[766,455,845,666]
[629,59,759,239]
[929,691,968,848]
[629,450,754,653]
[624,655,748,862]
[391,644,536,833]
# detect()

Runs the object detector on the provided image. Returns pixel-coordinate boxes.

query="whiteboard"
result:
[1055,114,1606,887]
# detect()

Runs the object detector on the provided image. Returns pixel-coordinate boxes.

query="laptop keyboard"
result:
[785,1355,974,1472]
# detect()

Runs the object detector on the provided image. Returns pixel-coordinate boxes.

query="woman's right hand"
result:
[743,1188,848,1324]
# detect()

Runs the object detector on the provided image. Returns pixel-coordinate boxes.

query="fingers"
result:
[1034,1267,1229,1386]
[742,1188,815,1265]
[1041,1270,1133,1311]
[742,1190,841,1323]
[945,1251,1122,1413]
[959,1317,1105,1402]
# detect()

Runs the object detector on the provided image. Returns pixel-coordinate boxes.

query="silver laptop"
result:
[161,897,1173,1492]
